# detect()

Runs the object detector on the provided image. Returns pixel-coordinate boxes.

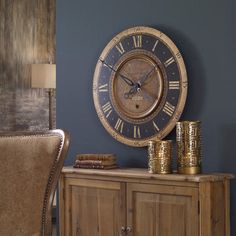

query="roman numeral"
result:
[164,57,175,67]
[102,102,112,118]
[152,121,160,132]
[114,118,124,133]
[152,40,159,52]
[163,102,175,116]
[115,42,125,55]
[176,52,182,59]
[133,35,142,48]
[169,81,180,90]
[134,125,141,139]
[98,83,108,92]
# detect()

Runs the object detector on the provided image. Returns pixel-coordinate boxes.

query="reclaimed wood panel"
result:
[127,183,199,236]
[0,0,55,131]
[61,178,125,236]
[199,180,230,236]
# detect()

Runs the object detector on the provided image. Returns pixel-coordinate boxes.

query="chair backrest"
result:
[0,129,70,236]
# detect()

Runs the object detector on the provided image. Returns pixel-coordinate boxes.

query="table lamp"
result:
[31,64,56,129]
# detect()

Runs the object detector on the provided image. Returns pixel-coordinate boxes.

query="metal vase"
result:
[176,121,202,174]
[148,140,172,174]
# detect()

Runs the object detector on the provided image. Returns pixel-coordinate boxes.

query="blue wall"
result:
[57,0,236,234]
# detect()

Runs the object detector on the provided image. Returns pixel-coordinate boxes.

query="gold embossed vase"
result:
[176,121,201,174]
[148,140,172,174]
[148,141,157,173]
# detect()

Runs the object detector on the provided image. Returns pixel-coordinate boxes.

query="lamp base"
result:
[48,89,55,130]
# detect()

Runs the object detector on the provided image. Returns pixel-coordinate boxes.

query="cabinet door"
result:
[127,183,199,236]
[60,178,126,236]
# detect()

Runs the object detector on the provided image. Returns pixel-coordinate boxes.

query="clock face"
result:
[93,26,187,147]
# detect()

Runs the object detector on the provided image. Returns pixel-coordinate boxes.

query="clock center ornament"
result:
[93,26,187,147]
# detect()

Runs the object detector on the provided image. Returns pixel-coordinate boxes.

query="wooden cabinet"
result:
[59,167,233,236]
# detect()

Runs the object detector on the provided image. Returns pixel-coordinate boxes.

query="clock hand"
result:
[124,66,158,99]
[124,83,140,99]
[100,59,134,86]
[138,65,157,86]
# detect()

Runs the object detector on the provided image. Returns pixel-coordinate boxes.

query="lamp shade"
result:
[31,64,56,89]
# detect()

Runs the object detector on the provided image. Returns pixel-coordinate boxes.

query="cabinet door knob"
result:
[120,226,127,236]
[127,226,132,233]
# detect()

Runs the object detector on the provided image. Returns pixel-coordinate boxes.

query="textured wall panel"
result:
[0,0,55,131]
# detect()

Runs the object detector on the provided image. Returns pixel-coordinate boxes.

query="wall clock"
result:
[93,26,187,147]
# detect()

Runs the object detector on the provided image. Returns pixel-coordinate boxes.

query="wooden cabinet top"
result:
[62,166,234,183]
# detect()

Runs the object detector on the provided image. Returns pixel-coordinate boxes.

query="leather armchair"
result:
[0,129,70,236]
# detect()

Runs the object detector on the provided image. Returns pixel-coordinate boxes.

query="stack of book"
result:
[73,154,118,170]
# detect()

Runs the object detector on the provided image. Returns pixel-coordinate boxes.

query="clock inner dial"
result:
[112,54,163,120]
